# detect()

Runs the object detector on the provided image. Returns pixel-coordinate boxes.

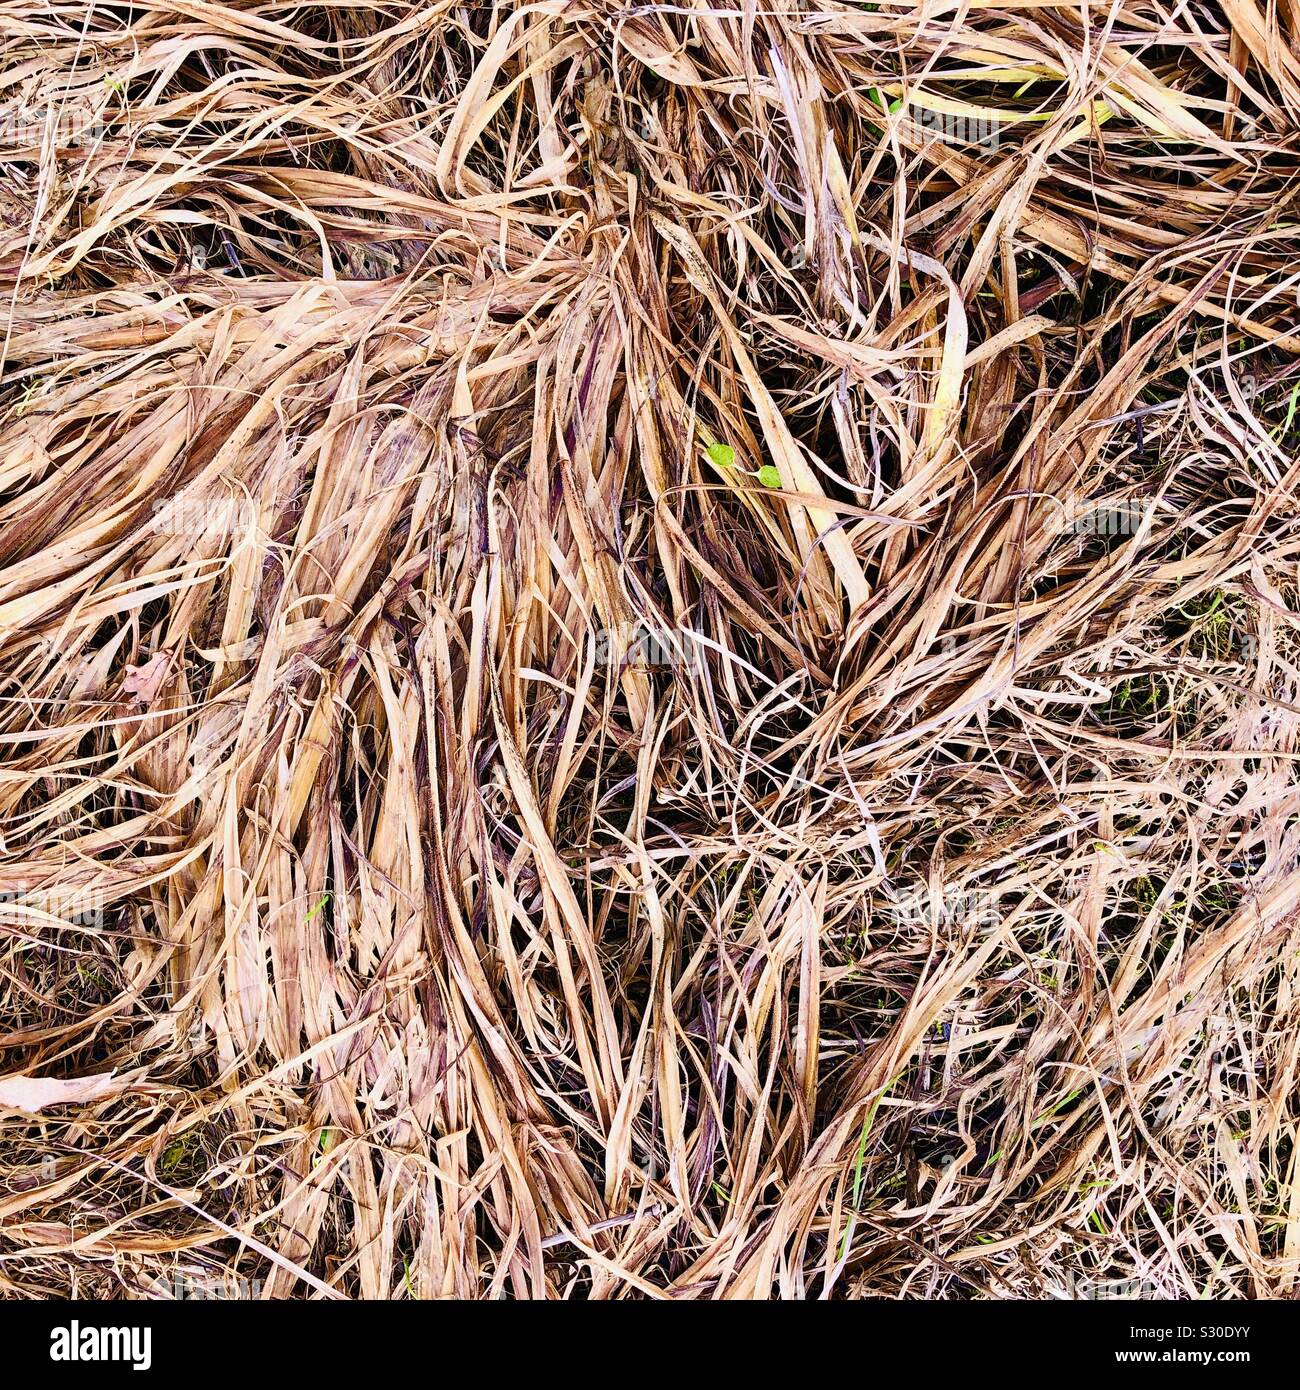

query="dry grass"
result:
[1,0,1299,1301]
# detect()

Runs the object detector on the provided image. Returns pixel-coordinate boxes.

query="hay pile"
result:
[1,0,1299,1299]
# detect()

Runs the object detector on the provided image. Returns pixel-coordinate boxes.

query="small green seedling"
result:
[706,442,736,468]
[160,1137,189,1174]
[1271,382,1299,441]
[868,87,902,115]
[313,1128,337,1170]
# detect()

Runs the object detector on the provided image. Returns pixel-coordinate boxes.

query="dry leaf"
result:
[0,1071,125,1114]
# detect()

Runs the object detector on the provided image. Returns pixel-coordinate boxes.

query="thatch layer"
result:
[1,0,1299,1298]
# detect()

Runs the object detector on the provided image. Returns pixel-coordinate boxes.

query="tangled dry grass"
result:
[1,0,1300,1302]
